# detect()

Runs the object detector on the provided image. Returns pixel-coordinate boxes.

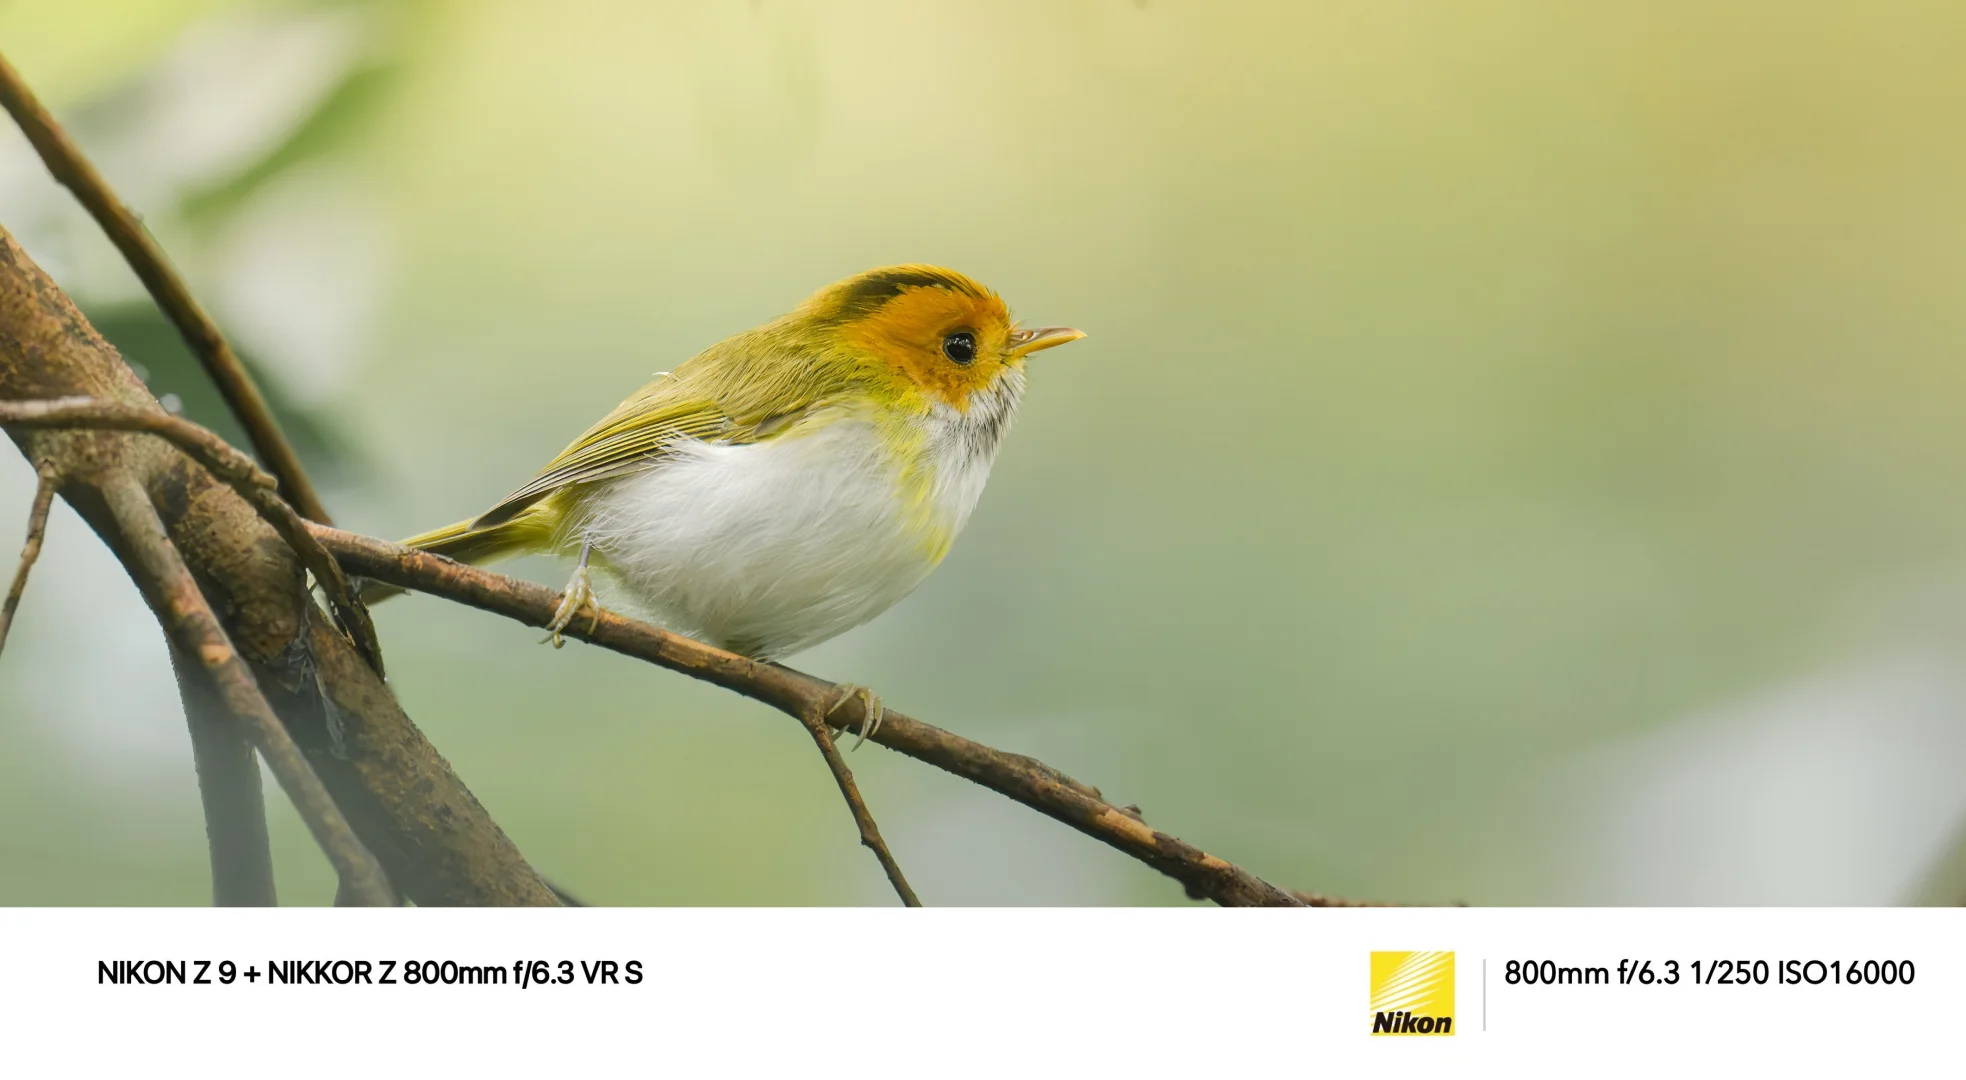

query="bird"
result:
[373,265,1082,740]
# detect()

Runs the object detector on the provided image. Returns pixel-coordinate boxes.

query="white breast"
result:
[573,375,1021,659]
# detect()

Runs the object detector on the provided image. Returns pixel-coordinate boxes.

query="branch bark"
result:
[98,462,387,900]
[101,472,393,904]
[0,397,380,671]
[173,646,279,906]
[0,223,559,906]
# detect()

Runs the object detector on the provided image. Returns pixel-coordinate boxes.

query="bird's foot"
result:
[541,555,599,649]
[825,683,884,751]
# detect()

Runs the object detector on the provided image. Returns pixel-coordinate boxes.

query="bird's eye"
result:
[942,331,976,365]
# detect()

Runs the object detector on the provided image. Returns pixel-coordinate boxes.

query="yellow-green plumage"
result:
[375,265,1082,658]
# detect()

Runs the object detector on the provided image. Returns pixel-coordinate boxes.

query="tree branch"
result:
[0,49,332,525]
[0,397,380,671]
[171,646,279,906]
[313,526,1310,907]
[0,223,560,907]
[101,473,392,906]
[0,460,54,656]
[796,699,921,906]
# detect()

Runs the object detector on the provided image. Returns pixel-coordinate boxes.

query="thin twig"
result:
[313,525,1314,907]
[0,397,381,673]
[102,474,393,906]
[0,50,332,525]
[0,460,55,656]
[797,702,922,906]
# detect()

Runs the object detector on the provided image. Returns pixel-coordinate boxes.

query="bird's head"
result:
[798,265,1083,412]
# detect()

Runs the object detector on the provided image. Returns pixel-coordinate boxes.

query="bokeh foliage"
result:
[6,1,1966,904]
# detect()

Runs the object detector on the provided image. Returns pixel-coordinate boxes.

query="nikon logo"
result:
[1369,951,1455,1036]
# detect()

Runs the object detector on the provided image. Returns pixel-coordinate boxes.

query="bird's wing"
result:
[470,377,743,528]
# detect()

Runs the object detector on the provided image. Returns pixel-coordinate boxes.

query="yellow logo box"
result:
[1369,951,1455,1036]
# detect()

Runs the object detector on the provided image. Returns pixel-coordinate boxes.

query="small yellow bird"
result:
[382,265,1081,732]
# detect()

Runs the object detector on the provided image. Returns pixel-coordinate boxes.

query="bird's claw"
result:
[826,684,883,751]
[541,561,598,649]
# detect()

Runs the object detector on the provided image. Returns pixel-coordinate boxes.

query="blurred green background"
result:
[6,0,1966,905]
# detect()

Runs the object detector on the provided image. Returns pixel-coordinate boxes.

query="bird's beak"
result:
[1007,325,1086,357]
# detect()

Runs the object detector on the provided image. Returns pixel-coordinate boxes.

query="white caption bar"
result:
[3,907,1957,1075]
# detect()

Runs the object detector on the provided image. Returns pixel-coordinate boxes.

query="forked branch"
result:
[797,702,922,906]
[100,474,393,906]
[0,398,381,672]
[0,223,555,907]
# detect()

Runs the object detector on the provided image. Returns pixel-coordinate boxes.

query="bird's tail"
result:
[359,512,550,604]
